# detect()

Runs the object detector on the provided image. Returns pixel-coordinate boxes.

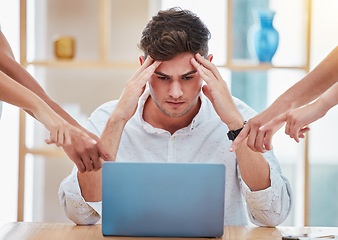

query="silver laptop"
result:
[102,162,225,237]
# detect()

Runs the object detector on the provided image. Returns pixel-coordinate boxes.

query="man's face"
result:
[148,52,203,118]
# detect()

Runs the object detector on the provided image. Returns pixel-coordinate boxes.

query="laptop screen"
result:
[102,162,225,237]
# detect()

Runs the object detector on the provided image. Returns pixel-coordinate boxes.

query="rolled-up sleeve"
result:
[58,102,115,225]
[239,151,292,227]
[58,167,102,225]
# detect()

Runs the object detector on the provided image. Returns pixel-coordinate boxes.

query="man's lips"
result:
[166,101,185,107]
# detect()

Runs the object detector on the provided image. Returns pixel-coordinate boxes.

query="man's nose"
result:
[168,80,183,99]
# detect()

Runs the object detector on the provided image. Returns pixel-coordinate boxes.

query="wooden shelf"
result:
[24,60,307,71]
[220,61,308,71]
[25,60,139,69]
[23,146,66,157]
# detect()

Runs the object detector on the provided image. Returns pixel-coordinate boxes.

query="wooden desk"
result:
[0,222,337,240]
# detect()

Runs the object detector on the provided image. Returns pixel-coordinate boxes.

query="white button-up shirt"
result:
[59,91,292,226]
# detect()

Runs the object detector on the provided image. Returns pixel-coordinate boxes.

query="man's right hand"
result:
[114,56,161,123]
[65,57,160,173]
[63,129,113,173]
[76,57,161,201]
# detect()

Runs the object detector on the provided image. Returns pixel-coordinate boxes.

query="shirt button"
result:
[170,136,175,141]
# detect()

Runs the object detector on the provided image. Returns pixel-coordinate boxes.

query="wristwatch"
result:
[227,121,247,141]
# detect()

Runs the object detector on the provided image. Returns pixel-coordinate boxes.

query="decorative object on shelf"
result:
[53,36,75,60]
[248,9,279,63]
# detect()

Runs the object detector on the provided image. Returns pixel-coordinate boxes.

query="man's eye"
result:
[158,76,168,80]
[183,76,193,80]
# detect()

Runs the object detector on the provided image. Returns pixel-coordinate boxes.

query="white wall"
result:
[309,0,338,162]
[0,0,20,224]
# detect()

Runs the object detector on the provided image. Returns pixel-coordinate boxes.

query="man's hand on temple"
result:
[191,53,274,153]
[191,53,243,129]
[114,57,161,123]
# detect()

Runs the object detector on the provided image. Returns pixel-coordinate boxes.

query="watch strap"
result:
[227,121,247,141]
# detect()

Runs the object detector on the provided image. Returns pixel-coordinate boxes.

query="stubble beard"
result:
[152,94,200,118]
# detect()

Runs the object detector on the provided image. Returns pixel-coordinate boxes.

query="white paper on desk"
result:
[298,235,337,240]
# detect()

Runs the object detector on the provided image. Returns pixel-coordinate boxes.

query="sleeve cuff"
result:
[73,168,102,215]
[241,168,283,213]
[87,201,102,216]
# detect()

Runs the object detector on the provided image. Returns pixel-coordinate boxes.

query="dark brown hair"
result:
[139,7,211,61]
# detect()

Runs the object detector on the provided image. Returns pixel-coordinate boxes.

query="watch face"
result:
[228,122,246,141]
[227,131,235,141]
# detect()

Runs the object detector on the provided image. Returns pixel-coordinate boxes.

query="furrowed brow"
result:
[181,70,197,78]
[154,70,197,78]
[154,72,171,78]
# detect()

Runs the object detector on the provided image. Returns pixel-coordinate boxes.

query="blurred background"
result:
[0,0,337,226]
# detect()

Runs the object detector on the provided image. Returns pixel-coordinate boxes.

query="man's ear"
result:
[139,55,146,66]
[207,54,213,62]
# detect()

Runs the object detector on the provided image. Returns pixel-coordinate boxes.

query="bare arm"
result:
[0,71,47,118]
[0,31,79,126]
[317,82,338,110]
[0,30,113,171]
[231,45,338,152]
[278,46,338,109]
[0,70,92,146]
[261,82,338,142]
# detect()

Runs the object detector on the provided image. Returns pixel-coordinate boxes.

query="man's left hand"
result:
[191,53,243,129]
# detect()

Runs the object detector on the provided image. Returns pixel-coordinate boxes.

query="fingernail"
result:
[90,139,97,144]
[196,53,201,57]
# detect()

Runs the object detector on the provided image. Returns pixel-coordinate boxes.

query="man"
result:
[59,8,292,226]
[0,30,113,171]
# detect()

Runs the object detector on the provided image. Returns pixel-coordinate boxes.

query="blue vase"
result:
[248,9,279,63]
